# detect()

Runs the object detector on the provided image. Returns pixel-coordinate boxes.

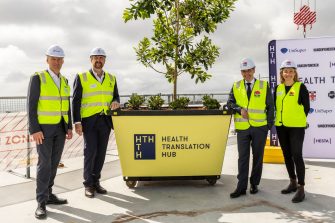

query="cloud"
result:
[0,0,334,97]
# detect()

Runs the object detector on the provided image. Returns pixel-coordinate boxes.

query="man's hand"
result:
[241,108,249,119]
[32,131,44,145]
[75,123,83,136]
[66,129,73,140]
[110,101,120,110]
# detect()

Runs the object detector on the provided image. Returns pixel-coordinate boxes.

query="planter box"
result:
[111,109,232,187]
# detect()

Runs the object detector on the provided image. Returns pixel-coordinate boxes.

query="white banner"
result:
[269,37,335,158]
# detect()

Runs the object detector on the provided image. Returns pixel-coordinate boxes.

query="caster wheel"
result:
[126,180,137,188]
[207,178,217,186]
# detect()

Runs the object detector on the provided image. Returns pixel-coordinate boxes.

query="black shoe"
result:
[46,194,68,205]
[35,202,47,219]
[281,179,298,194]
[250,184,259,194]
[230,189,246,198]
[292,186,305,203]
[95,183,107,194]
[85,187,95,198]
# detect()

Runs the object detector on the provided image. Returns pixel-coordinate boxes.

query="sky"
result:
[0,0,334,97]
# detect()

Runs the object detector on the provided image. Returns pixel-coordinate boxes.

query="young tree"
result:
[123,0,237,100]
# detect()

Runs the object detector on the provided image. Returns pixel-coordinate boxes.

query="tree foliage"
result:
[123,0,237,100]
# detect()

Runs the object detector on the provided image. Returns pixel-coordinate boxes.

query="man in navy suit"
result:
[28,45,73,219]
[72,47,120,198]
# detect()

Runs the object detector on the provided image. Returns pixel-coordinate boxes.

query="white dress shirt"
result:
[92,69,105,83]
[244,78,256,90]
[48,69,61,90]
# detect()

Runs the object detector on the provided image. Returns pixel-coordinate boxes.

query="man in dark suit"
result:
[72,47,120,198]
[227,58,274,198]
[28,45,73,219]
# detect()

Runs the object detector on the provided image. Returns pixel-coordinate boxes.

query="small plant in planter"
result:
[202,95,220,110]
[147,95,165,110]
[169,97,190,110]
[127,93,145,110]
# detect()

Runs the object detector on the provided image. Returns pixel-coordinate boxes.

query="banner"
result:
[268,37,335,158]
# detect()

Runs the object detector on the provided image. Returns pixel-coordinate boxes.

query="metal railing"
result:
[0,93,230,112]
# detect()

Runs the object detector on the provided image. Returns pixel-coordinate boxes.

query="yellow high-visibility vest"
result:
[275,82,306,127]
[233,79,268,130]
[79,71,115,118]
[36,71,70,124]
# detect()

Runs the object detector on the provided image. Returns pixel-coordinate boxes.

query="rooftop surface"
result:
[0,136,334,223]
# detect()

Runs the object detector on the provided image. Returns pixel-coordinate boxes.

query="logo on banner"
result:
[309,91,316,101]
[314,47,335,52]
[313,138,332,144]
[134,134,156,160]
[280,47,306,54]
[297,63,319,68]
[309,108,333,114]
[329,61,335,68]
[318,124,335,128]
[328,91,335,99]
[281,48,288,54]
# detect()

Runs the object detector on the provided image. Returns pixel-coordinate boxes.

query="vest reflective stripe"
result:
[233,79,268,130]
[39,96,69,100]
[247,108,265,114]
[79,71,116,118]
[82,91,113,97]
[81,102,110,108]
[36,71,70,124]
[275,82,306,127]
[37,111,68,116]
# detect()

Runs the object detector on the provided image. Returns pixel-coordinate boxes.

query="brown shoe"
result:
[281,178,298,194]
[292,185,305,203]
[85,187,95,198]
[95,183,107,194]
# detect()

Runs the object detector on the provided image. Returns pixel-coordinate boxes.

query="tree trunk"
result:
[173,0,180,101]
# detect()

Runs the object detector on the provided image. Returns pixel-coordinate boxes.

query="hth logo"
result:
[134,134,156,160]
[309,91,316,102]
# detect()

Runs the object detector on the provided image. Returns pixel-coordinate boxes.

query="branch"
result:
[147,63,166,75]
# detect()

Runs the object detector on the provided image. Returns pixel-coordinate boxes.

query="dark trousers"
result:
[36,124,66,203]
[236,125,268,191]
[276,126,305,186]
[83,116,111,187]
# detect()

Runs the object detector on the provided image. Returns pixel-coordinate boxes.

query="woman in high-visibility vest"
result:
[274,59,310,203]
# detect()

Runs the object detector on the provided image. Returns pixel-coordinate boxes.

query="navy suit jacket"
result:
[72,69,120,131]
[27,70,72,137]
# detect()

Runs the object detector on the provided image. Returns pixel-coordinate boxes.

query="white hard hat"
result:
[280,59,297,69]
[90,47,106,57]
[240,58,255,70]
[45,45,65,57]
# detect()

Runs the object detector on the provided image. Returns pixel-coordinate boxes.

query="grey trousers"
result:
[236,125,268,191]
[36,124,66,203]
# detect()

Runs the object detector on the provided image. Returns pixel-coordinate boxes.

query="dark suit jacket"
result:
[27,70,72,137]
[72,69,120,131]
[227,78,275,128]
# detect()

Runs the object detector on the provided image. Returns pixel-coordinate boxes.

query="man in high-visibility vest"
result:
[72,47,120,198]
[227,58,274,198]
[28,45,73,219]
